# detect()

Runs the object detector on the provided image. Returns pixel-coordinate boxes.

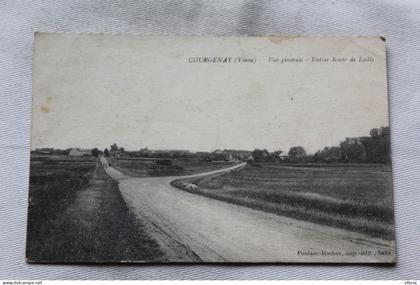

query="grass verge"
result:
[26,156,163,262]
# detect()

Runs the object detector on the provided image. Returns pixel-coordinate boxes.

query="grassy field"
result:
[171,162,395,239]
[112,158,238,177]
[26,155,163,262]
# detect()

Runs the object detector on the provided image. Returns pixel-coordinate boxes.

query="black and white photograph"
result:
[26,34,396,263]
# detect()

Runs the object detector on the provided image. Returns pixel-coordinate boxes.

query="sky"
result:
[31,34,389,154]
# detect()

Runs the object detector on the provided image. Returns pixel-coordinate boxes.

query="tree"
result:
[269,150,283,161]
[91,148,99,157]
[138,148,151,157]
[110,143,119,152]
[104,148,110,157]
[340,137,367,162]
[312,152,319,162]
[360,126,391,163]
[252,149,270,161]
[370,128,380,138]
[315,146,342,162]
[288,146,306,161]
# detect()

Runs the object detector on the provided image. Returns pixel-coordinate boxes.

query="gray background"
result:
[0,0,419,280]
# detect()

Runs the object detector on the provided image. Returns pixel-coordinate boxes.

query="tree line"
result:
[314,126,390,163]
[251,126,390,164]
[89,126,390,164]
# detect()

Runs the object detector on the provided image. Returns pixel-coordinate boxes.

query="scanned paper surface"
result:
[27,33,395,263]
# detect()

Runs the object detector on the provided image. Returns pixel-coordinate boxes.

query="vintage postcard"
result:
[27,33,395,263]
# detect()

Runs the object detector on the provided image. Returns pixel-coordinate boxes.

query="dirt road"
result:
[100,157,395,263]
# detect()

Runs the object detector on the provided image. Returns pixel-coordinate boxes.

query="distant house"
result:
[223,150,252,161]
[68,148,92,156]
[278,154,289,162]
[212,150,230,161]
[34,148,54,155]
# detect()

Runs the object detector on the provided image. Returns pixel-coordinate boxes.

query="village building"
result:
[68,148,92,156]
[33,148,54,155]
